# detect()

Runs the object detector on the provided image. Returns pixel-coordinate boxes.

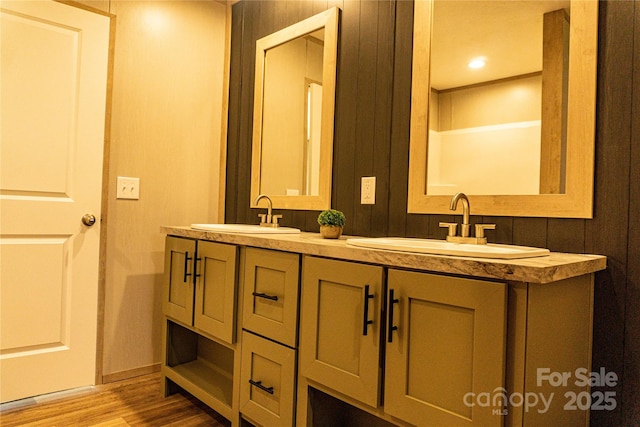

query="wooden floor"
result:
[0,373,230,427]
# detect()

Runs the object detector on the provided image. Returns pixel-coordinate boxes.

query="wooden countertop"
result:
[161,226,606,284]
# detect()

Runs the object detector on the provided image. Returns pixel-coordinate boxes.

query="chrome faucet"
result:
[439,192,495,244]
[254,194,282,227]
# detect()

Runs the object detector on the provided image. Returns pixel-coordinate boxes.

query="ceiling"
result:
[430,0,571,90]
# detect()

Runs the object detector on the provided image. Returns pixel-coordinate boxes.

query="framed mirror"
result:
[408,0,598,218]
[251,7,339,211]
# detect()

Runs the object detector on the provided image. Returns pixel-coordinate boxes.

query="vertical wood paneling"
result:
[548,218,586,253]
[313,0,329,16]
[333,0,360,234]
[422,214,450,239]
[286,0,302,24]
[482,216,513,245]
[239,2,261,225]
[272,1,287,31]
[512,217,548,248]
[371,0,395,238]
[587,2,635,424]
[388,0,415,238]
[352,0,378,236]
[623,1,640,424]
[226,3,640,420]
[226,0,400,236]
[226,1,244,224]
[254,0,270,39]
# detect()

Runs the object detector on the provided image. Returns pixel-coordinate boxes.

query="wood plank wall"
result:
[226,1,639,424]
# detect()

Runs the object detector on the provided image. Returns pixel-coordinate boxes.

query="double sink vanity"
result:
[160,216,605,427]
[161,0,602,422]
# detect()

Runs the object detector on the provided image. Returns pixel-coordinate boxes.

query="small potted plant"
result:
[317,209,346,239]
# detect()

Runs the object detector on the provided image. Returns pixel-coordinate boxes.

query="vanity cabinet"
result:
[298,257,507,427]
[162,238,302,426]
[163,236,238,343]
[239,248,301,427]
[161,236,240,423]
[384,269,507,426]
[161,226,604,427]
[299,256,384,408]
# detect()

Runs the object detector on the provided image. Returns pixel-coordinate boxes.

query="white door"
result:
[0,0,110,402]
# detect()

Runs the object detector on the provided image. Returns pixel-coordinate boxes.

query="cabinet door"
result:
[385,270,507,427]
[240,331,296,427]
[242,248,300,347]
[163,236,197,326]
[193,241,238,344]
[299,256,384,407]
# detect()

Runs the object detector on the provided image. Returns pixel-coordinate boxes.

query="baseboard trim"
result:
[102,364,161,384]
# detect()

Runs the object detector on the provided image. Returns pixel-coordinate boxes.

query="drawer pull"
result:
[252,292,279,301]
[387,288,399,343]
[183,251,192,283]
[362,284,374,336]
[249,379,274,394]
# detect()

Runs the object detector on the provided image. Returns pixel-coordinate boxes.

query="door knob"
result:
[82,214,97,226]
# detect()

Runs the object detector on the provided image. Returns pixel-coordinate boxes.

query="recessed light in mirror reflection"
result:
[468,57,486,69]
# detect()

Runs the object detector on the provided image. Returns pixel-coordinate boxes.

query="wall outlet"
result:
[361,176,376,204]
[116,176,140,200]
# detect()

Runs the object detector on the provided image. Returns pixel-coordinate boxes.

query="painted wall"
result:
[79,0,228,380]
[225,1,640,424]
[435,75,541,131]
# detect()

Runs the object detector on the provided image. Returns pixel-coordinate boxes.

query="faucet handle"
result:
[475,223,496,239]
[272,215,282,225]
[439,222,458,237]
[258,213,267,224]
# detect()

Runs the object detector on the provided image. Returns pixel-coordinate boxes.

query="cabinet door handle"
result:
[362,284,375,336]
[249,379,274,394]
[252,292,278,301]
[193,256,202,280]
[387,288,399,343]
[183,251,193,283]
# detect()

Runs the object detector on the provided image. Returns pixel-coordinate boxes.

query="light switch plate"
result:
[116,176,140,200]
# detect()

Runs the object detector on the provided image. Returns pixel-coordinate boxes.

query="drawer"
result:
[242,248,300,347]
[239,331,296,427]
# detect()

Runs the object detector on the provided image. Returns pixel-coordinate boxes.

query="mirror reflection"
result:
[427,0,570,196]
[260,29,324,197]
[408,0,598,218]
[251,8,339,211]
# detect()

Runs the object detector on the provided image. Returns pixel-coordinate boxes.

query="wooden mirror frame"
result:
[407,0,598,218]
[250,7,339,211]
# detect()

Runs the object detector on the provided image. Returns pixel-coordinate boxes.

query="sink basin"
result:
[191,224,300,234]
[346,237,550,259]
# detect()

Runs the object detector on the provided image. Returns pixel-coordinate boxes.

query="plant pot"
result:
[319,225,343,239]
